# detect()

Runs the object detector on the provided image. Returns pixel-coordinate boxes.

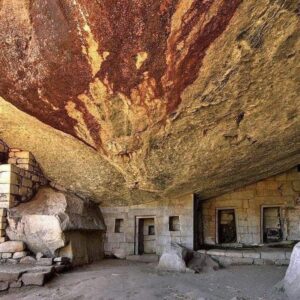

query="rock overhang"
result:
[0,0,299,205]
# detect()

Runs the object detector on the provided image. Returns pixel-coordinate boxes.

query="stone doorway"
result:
[217,209,237,244]
[135,217,156,255]
[262,206,282,243]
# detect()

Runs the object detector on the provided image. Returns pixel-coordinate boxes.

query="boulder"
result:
[0,241,25,253]
[157,244,189,272]
[187,252,220,273]
[6,187,105,258]
[158,243,220,273]
[113,248,126,260]
[283,242,300,299]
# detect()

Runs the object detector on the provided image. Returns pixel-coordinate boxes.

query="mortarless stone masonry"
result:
[102,194,194,257]
[202,167,300,245]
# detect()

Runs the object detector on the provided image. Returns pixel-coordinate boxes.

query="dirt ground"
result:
[0,259,287,300]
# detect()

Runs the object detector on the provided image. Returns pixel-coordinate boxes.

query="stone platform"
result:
[199,247,292,266]
[0,264,55,291]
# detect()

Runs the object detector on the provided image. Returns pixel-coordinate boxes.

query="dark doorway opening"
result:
[194,194,204,250]
[136,217,156,255]
[217,209,237,244]
[262,207,282,243]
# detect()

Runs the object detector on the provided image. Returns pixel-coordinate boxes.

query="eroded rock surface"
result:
[0,0,299,205]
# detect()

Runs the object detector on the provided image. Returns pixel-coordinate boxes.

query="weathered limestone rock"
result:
[19,256,36,265]
[112,248,126,260]
[0,1,299,206]
[12,251,28,259]
[0,282,9,291]
[158,244,188,272]
[283,242,300,299]
[187,252,219,273]
[0,241,25,253]
[6,187,105,264]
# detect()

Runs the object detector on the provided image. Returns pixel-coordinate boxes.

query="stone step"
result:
[0,264,55,290]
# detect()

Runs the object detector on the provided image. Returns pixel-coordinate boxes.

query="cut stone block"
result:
[14,151,32,159]
[0,282,9,291]
[13,251,28,259]
[19,256,36,264]
[0,208,7,217]
[36,257,53,266]
[231,257,254,265]
[9,280,22,288]
[0,270,21,282]
[242,251,260,259]
[21,269,53,286]
[261,251,285,260]
[0,241,26,253]
[207,249,226,256]
[275,259,290,266]
[225,250,243,258]
[2,252,12,259]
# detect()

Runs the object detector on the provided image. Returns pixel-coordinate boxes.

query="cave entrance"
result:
[217,209,237,244]
[135,217,156,255]
[262,206,282,243]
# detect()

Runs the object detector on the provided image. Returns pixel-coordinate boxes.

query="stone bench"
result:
[200,248,292,266]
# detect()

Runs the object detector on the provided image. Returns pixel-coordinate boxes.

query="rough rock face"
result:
[0,1,299,205]
[283,242,300,299]
[6,187,105,258]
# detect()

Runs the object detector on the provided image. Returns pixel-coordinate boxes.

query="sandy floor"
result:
[0,259,287,300]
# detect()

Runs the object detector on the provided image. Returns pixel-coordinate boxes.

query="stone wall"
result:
[0,162,47,209]
[102,194,194,257]
[0,143,48,245]
[202,167,300,245]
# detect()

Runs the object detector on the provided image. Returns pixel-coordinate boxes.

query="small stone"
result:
[36,252,45,260]
[9,280,22,288]
[7,258,18,264]
[36,257,53,266]
[53,257,70,264]
[0,281,9,291]
[13,251,28,259]
[0,241,26,253]
[19,256,36,264]
[1,252,12,259]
